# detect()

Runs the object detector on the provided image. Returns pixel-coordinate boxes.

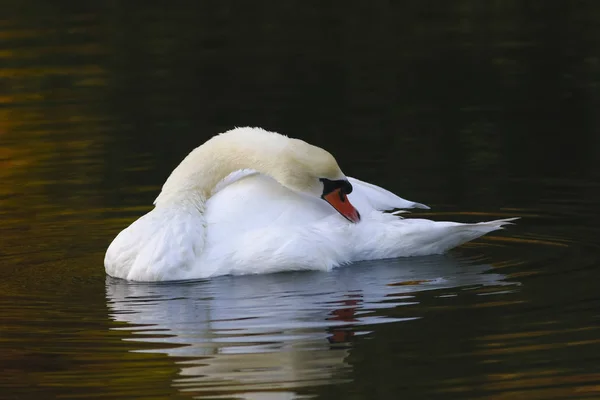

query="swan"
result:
[104,127,517,281]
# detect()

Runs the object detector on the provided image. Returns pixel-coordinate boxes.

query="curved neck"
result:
[153,131,291,209]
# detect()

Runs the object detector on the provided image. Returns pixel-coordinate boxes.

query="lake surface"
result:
[2,2,600,399]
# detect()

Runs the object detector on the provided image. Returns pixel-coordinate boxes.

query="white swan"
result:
[105,127,517,281]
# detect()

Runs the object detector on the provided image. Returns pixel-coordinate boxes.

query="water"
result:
[2,1,600,399]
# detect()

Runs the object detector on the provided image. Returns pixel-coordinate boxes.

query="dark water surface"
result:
[2,2,600,399]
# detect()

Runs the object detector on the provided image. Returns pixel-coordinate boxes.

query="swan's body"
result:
[105,127,517,281]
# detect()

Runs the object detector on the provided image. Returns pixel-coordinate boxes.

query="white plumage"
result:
[104,127,517,281]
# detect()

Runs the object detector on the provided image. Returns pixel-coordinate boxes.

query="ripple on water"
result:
[4,207,600,399]
[105,249,523,398]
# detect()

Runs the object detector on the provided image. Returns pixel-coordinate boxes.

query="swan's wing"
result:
[204,173,336,244]
[197,173,516,278]
[347,176,430,212]
[208,173,429,235]
[200,173,348,277]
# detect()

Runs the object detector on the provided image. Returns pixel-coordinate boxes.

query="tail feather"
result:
[473,217,520,230]
[351,215,520,261]
[436,217,520,252]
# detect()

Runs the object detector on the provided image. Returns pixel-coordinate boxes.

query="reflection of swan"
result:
[106,255,515,399]
[105,127,517,281]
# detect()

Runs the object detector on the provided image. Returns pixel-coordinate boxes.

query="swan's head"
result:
[279,137,361,223]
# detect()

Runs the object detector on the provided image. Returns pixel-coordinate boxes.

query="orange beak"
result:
[323,188,361,223]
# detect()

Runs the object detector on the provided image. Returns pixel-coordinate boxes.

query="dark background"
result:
[2,1,600,399]
[3,1,600,210]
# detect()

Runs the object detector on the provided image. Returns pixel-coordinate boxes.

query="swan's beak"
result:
[323,189,361,223]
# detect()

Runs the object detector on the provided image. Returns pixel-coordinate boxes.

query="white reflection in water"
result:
[106,255,516,399]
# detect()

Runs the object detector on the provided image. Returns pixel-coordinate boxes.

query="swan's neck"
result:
[153,130,290,209]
